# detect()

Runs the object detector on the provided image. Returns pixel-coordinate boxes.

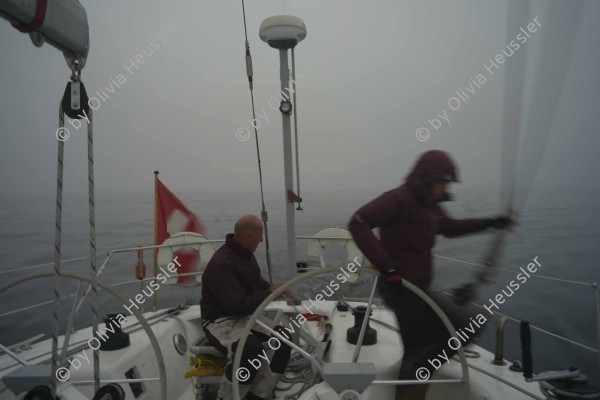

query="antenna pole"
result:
[279,49,296,270]
[259,15,306,272]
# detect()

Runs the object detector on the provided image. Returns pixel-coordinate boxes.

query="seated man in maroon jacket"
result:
[348,150,511,400]
[201,214,290,400]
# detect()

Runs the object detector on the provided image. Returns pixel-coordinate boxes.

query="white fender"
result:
[306,228,365,283]
[157,232,214,284]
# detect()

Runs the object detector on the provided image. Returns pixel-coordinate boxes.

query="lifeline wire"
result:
[241,0,273,283]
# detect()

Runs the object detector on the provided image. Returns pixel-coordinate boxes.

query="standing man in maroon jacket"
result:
[201,214,290,400]
[348,150,511,400]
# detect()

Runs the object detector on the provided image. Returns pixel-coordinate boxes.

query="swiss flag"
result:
[156,179,205,283]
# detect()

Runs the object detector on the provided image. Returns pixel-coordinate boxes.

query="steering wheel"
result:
[0,272,167,400]
[231,266,470,400]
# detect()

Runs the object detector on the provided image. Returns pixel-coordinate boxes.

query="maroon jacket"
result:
[348,151,490,292]
[200,234,271,320]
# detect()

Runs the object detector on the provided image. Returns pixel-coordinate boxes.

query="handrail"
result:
[1,237,598,361]
[433,288,599,354]
[73,240,222,315]
[0,255,104,275]
[0,293,79,318]
[1,239,220,322]
[0,240,224,275]
[296,237,596,287]
[2,239,595,286]
[0,271,206,319]
[296,236,600,360]
[433,254,593,287]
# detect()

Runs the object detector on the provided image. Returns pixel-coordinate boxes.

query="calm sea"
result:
[1,189,598,379]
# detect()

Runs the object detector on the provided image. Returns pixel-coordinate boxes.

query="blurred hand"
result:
[488,215,514,230]
[270,281,295,300]
[270,281,287,293]
[452,283,476,306]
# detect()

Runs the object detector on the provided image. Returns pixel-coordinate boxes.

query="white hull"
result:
[0,301,546,400]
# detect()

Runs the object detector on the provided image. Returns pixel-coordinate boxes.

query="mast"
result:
[278,48,297,270]
[259,16,307,270]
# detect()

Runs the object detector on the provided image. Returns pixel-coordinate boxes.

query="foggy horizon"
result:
[1,0,599,210]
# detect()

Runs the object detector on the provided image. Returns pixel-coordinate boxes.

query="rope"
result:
[276,351,319,400]
[87,108,100,393]
[241,0,273,283]
[50,103,65,397]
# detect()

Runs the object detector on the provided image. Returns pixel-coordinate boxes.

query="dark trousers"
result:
[205,328,291,386]
[383,287,482,400]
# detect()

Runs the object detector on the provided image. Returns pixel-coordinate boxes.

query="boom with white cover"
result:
[0,0,89,70]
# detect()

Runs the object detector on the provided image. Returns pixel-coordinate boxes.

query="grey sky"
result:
[1,0,599,203]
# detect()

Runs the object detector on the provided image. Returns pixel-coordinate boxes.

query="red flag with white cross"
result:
[156,178,205,283]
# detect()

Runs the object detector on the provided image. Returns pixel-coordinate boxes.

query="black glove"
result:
[273,324,293,341]
[452,283,476,306]
[488,215,513,230]
[381,268,403,285]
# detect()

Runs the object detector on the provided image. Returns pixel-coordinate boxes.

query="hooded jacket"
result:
[348,150,490,292]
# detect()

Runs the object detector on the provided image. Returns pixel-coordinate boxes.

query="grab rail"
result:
[1,237,598,367]
[0,241,223,332]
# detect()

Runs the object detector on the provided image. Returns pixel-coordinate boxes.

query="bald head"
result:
[233,214,263,252]
[234,214,262,235]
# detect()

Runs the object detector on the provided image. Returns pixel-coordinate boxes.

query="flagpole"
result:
[153,170,159,311]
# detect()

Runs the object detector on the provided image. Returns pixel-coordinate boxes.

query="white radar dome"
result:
[259,15,306,49]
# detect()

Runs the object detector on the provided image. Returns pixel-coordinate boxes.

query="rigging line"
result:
[241,0,273,284]
[476,6,540,289]
[241,0,249,43]
[434,254,593,287]
[477,1,530,285]
[51,102,65,398]
[87,108,100,393]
